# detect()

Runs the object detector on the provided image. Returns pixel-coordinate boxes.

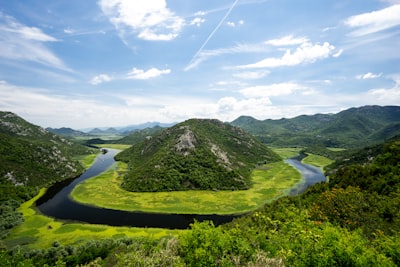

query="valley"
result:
[1,105,400,266]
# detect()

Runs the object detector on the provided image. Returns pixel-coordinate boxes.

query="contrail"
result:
[185,0,239,71]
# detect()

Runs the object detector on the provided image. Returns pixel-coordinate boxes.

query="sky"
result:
[0,0,399,129]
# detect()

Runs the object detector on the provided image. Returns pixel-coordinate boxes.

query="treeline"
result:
[2,137,399,266]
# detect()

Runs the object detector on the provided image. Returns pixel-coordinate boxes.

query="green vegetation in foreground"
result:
[4,188,179,249]
[71,160,301,214]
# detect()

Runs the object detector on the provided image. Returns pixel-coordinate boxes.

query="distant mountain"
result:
[116,119,280,192]
[231,105,400,148]
[117,122,176,134]
[88,127,120,136]
[46,127,89,137]
[111,126,164,145]
[80,122,176,135]
[0,111,90,187]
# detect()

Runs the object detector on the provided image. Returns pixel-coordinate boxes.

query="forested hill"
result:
[116,118,281,192]
[0,111,94,239]
[0,111,91,187]
[231,105,400,148]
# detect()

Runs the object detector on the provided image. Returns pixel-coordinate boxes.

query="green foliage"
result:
[232,105,400,148]
[0,111,93,240]
[117,119,280,192]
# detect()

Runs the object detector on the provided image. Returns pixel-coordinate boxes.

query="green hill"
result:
[116,119,280,192]
[0,111,93,239]
[231,105,400,148]
[0,112,92,187]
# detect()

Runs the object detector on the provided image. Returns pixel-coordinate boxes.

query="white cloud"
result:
[0,12,68,70]
[265,35,309,46]
[227,21,235,27]
[238,42,336,69]
[356,72,382,79]
[233,70,270,79]
[226,20,243,27]
[365,74,400,104]
[98,0,184,41]
[332,49,344,58]
[189,17,205,27]
[90,74,112,85]
[185,42,267,71]
[239,82,308,98]
[345,4,400,36]
[126,67,171,80]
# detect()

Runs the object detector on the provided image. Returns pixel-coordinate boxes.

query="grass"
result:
[74,153,99,169]
[97,144,132,150]
[5,188,179,249]
[70,160,301,215]
[271,147,303,159]
[302,153,333,169]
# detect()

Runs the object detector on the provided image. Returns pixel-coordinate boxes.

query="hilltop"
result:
[0,112,92,187]
[116,119,280,192]
[231,105,400,148]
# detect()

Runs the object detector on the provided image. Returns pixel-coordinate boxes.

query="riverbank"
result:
[70,160,301,214]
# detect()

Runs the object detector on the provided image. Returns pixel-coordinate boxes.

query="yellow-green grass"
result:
[302,153,333,170]
[271,147,303,159]
[97,144,132,150]
[73,153,99,169]
[71,160,301,215]
[326,147,346,152]
[5,188,179,249]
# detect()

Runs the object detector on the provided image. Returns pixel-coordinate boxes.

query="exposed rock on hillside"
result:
[116,118,280,192]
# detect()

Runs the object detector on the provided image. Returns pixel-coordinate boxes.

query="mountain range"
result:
[231,105,400,148]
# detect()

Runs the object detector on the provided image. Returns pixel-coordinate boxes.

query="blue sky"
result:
[0,0,399,129]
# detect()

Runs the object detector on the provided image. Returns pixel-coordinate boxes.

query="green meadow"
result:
[6,147,334,248]
[71,160,301,214]
[5,189,179,248]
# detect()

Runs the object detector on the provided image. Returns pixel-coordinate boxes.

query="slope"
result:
[231,105,400,147]
[116,119,280,192]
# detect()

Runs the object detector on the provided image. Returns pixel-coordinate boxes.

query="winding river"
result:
[36,149,326,229]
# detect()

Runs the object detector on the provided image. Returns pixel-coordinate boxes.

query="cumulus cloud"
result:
[0,12,68,70]
[98,0,184,41]
[356,72,382,79]
[239,82,309,98]
[265,35,309,46]
[90,74,112,85]
[238,42,337,69]
[365,74,400,104]
[126,67,171,80]
[345,4,400,36]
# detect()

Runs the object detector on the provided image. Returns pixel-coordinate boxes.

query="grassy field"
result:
[7,146,331,248]
[271,147,303,159]
[302,153,333,169]
[70,160,301,215]
[73,153,99,169]
[97,144,132,150]
[4,189,179,249]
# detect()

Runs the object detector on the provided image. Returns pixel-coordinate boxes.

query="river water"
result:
[36,149,326,229]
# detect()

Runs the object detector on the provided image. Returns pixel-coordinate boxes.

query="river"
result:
[36,149,326,229]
